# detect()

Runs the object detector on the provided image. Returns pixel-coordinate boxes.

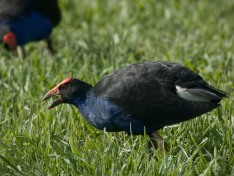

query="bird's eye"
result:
[60,85,67,90]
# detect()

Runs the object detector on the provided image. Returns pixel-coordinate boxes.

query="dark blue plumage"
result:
[43,61,227,150]
[70,91,154,134]
[0,0,61,55]
[9,11,53,45]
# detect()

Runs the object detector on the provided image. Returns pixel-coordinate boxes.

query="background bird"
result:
[0,0,61,57]
[43,61,227,151]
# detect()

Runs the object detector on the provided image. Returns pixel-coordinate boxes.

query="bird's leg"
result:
[148,130,169,152]
[17,46,25,58]
[46,36,55,55]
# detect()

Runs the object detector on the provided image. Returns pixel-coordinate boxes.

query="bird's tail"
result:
[205,85,228,99]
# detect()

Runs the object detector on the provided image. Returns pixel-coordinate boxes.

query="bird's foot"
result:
[46,36,55,56]
[17,46,25,58]
[148,130,169,153]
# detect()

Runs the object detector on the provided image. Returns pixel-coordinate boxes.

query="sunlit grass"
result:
[0,0,233,175]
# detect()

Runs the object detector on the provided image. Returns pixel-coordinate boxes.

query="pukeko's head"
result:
[43,78,92,109]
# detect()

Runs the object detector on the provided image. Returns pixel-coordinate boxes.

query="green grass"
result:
[0,0,233,175]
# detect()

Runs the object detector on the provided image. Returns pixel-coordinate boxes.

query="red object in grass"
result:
[3,32,17,49]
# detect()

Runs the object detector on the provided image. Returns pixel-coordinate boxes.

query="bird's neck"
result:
[69,86,93,108]
[68,87,119,131]
[68,87,100,127]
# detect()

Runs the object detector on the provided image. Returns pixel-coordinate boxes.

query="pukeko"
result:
[0,0,61,57]
[43,61,227,151]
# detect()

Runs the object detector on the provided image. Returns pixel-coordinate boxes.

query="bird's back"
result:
[0,0,61,26]
[33,0,61,26]
[0,0,28,20]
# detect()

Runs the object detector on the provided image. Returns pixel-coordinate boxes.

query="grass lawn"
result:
[0,0,233,175]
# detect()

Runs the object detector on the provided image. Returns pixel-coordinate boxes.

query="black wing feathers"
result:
[94,61,203,97]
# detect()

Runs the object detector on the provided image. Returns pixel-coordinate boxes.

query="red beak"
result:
[43,86,64,109]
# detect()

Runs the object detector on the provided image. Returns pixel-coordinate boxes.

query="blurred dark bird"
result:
[43,61,227,151]
[0,0,61,57]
